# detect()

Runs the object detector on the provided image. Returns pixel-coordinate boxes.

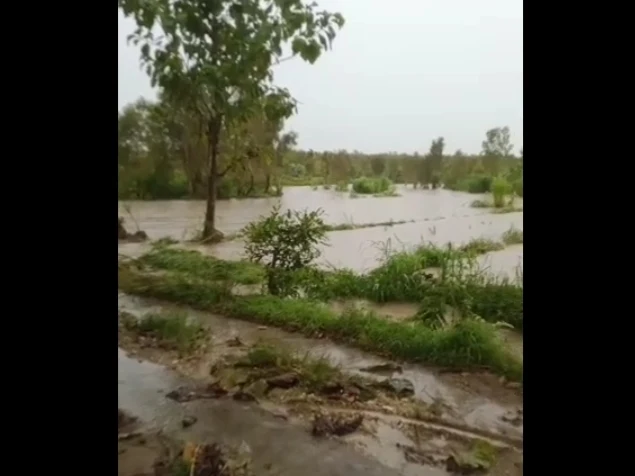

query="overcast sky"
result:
[118,0,523,155]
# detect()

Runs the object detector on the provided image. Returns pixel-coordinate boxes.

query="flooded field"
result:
[118,186,523,475]
[119,186,523,276]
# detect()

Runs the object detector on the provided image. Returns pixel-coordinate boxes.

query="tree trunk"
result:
[202,118,222,240]
[264,173,271,194]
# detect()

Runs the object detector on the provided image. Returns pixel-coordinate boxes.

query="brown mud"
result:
[119,294,522,475]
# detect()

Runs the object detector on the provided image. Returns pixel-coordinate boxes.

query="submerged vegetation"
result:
[119,210,523,381]
[119,310,206,355]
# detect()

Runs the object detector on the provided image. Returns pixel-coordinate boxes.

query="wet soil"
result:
[119,294,523,475]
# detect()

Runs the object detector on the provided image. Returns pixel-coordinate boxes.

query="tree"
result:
[370,156,386,176]
[120,0,345,240]
[427,137,445,188]
[481,127,513,175]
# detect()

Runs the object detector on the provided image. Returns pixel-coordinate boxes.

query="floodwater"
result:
[119,186,523,277]
[118,349,404,476]
[119,293,523,443]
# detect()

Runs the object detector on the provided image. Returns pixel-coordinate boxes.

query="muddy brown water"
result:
[119,186,523,277]
[118,348,405,476]
[119,293,523,442]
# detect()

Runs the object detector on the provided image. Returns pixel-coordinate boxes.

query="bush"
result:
[242,206,328,296]
[351,177,393,194]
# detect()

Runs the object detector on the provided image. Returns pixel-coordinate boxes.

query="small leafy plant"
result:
[242,205,328,296]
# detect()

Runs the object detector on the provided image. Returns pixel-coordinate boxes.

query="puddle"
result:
[118,293,522,442]
[119,348,403,476]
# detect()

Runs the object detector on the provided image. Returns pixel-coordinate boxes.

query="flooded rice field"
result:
[119,186,523,277]
[119,293,523,476]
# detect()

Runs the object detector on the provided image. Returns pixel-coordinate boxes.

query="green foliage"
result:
[454,174,492,194]
[490,176,513,208]
[481,127,513,175]
[119,267,522,380]
[121,310,206,354]
[140,247,265,284]
[351,177,393,194]
[242,205,328,296]
[119,0,344,235]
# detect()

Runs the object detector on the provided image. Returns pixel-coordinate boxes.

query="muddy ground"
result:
[118,294,522,476]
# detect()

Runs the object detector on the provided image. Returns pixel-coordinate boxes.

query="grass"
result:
[119,310,206,354]
[118,267,522,380]
[501,226,523,245]
[136,239,523,331]
[140,247,265,284]
[237,344,341,392]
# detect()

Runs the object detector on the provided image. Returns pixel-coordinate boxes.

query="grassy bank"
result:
[138,234,523,331]
[118,266,522,381]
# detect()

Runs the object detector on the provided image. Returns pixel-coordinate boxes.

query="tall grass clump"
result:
[334,181,349,192]
[351,176,394,195]
[491,176,514,208]
[501,226,523,245]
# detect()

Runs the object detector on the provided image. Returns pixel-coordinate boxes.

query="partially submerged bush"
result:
[242,206,328,296]
[491,176,513,208]
[351,176,394,195]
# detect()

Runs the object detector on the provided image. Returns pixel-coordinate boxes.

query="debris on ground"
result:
[311,411,364,437]
[373,378,415,397]
[266,372,300,390]
[181,442,254,476]
[397,443,447,466]
[182,416,198,428]
[501,408,523,426]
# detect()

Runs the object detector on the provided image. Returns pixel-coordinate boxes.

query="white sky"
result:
[118,0,523,155]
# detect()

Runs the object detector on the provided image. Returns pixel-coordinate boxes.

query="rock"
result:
[375,378,415,397]
[181,416,197,428]
[266,372,299,390]
[257,326,268,330]
[506,382,522,389]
